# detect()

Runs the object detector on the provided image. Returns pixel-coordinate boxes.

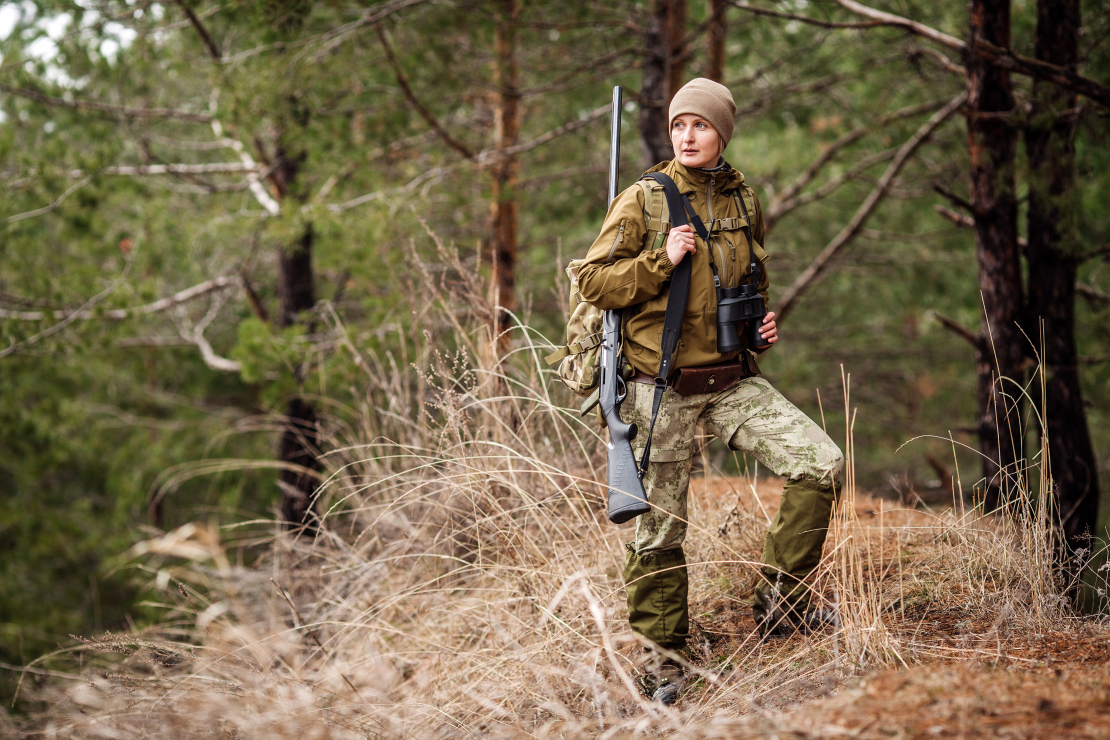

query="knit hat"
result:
[668,78,736,149]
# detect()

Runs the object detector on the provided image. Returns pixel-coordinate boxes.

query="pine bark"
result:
[1024,0,1099,545]
[491,0,521,345]
[966,0,1024,510]
[640,0,687,167]
[276,223,323,531]
[273,125,323,531]
[667,0,688,100]
[705,0,727,83]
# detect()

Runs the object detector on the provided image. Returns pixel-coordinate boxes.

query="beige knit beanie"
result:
[668,78,736,149]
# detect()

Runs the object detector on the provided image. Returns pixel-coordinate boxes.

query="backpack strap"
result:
[637,172,697,474]
[635,179,670,250]
[544,333,601,365]
[732,187,762,287]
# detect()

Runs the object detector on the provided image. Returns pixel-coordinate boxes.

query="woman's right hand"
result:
[665,224,696,266]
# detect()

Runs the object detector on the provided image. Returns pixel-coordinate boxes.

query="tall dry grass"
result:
[12,237,1095,739]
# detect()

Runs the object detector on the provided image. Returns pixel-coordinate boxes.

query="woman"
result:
[577,78,844,703]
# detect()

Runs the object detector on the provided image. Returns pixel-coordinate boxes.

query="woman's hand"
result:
[665,224,696,266]
[759,311,778,345]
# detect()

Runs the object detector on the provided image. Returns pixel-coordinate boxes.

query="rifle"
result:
[600,86,651,525]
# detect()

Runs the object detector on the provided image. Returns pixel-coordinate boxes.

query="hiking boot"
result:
[636,657,685,705]
[753,592,836,640]
[798,607,837,633]
[652,679,682,706]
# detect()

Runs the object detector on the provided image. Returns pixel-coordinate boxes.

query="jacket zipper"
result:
[606,222,625,262]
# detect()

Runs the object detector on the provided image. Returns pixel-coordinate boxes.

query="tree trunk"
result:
[277,223,323,531]
[1024,0,1099,546]
[491,0,521,346]
[639,0,686,167]
[667,0,688,100]
[271,125,321,532]
[705,0,727,83]
[966,0,1024,510]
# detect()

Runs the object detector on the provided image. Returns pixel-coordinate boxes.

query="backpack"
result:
[544,258,605,397]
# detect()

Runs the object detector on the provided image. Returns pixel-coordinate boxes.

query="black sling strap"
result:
[638,172,700,474]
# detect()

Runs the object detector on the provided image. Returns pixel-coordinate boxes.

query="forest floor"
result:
[13,466,1110,739]
[671,476,1110,740]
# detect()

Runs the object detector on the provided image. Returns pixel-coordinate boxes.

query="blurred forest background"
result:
[1,0,1108,703]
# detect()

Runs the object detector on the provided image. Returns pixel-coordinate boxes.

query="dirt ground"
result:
[675,475,1110,740]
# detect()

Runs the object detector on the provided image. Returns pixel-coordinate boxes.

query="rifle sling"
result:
[638,172,696,475]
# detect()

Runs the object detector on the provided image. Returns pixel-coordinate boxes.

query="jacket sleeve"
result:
[577,184,676,311]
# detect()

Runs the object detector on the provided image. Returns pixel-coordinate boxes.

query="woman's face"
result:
[671,114,722,169]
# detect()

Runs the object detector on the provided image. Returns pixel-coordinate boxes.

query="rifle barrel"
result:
[608,86,622,205]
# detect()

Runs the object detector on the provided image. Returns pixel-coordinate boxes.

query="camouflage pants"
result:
[622,376,843,649]
[626,376,843,554]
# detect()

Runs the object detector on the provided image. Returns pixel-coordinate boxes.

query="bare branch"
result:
[934,204,972,228]
[5,177,91,224]
[834,0,1110,108]
[767,147,897,227]
[729,1,889,29]
[485,104,609,161]
[176,292,242,373]
[0,255,134,359]
[143,134,242,151]
[933,185,979,216]
[0,276,238,321]
[376,27,475,160]
[116,336,196,348]
[933,205,1028,248]
[736,74,848,119]
[172,0,222,61]
[158,4,221,32]
[304,0,431,62]
[932,311,981,348]
[188,327,242,372]
[1080,243,1110,263]
[241,271,270,323]
[101,162,256,176]
[0,83,213,123]
[515,47,639,97]
[767,99,947,225]
[1077,282,1110,306]
[327,166,451,212]
[777,91,967,322]
[208,94,281,216]
[907,45,966,76]
[833,0,963,49]
[329,105,612,212]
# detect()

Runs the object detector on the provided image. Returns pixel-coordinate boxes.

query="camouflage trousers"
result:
[622,375,843,650]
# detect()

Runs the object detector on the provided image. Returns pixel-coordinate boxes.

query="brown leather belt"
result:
[631,369,668,385]
[631,356,759,396]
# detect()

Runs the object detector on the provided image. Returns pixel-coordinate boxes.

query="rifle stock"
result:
[600,310,650,523]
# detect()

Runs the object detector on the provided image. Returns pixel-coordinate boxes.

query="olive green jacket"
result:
[577,159,769,378]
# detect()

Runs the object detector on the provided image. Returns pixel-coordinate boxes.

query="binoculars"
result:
[716,274,771,354]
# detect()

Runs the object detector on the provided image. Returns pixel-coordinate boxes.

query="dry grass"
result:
[10,240,1109,739]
